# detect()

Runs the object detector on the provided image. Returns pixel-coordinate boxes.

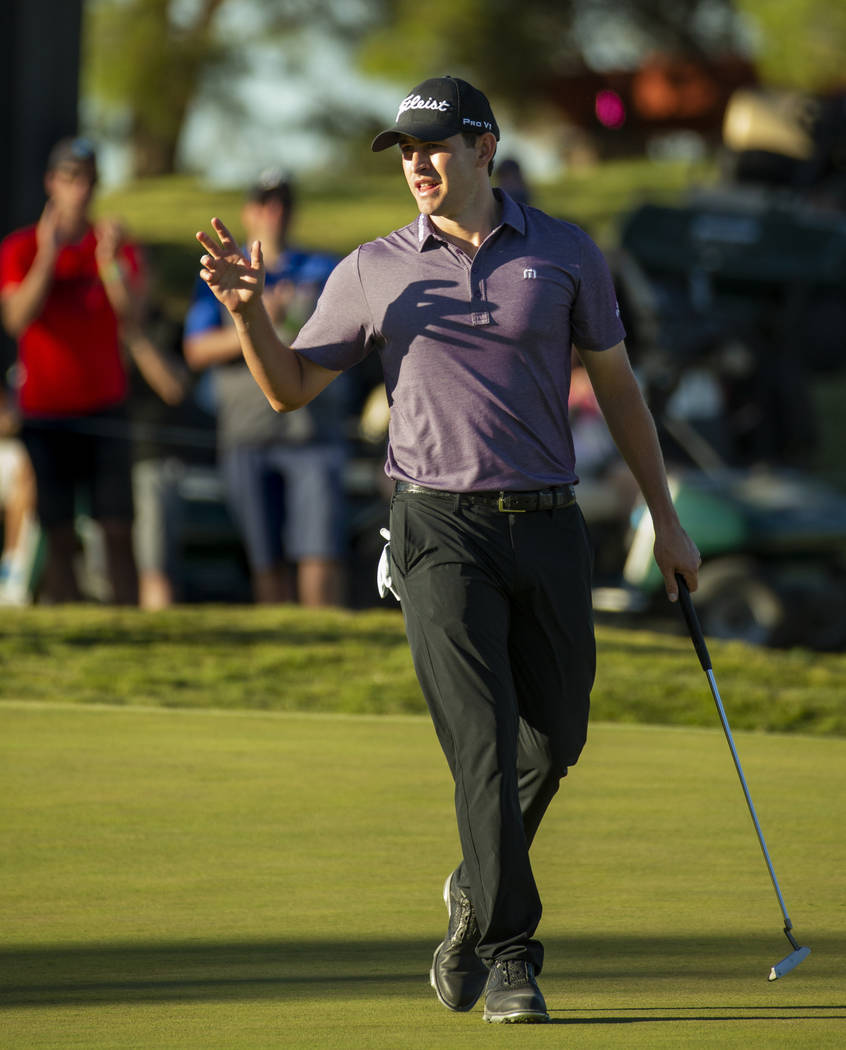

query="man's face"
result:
[241,198,288,242]
[45,162,96,217]
[399,133,483,219]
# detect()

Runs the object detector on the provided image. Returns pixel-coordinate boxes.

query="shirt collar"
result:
[415,188,527,252]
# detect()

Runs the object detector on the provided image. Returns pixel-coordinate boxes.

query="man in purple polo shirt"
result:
[196,75,700,1024]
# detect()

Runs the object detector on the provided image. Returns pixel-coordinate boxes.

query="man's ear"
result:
[477,132,497,171]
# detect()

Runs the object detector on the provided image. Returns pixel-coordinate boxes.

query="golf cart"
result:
[590,89,846,648]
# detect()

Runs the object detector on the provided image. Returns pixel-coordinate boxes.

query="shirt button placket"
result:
[469,265,490,327]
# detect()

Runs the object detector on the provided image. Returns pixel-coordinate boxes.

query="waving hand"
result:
[196,217,264,315]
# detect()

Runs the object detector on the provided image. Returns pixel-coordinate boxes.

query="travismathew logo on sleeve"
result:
[397,94,454,120]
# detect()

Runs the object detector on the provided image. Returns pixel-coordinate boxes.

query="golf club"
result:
[674,573,811,981]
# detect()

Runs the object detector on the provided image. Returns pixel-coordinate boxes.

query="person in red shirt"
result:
[0,138,141,603]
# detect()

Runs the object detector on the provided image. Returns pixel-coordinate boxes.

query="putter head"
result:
[768,946,810,981]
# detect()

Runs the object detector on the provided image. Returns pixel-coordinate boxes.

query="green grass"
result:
[1,703,843,1048]
[531,157,715,244]
[3,606,846,735]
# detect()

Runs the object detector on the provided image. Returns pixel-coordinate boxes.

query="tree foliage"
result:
[358,0,747,112]
[84,1,805,179]
[82,0,378,176]
[734,0,846,94]
[84,0,226,175]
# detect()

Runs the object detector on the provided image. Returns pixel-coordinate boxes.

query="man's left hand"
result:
[654,521,701,602]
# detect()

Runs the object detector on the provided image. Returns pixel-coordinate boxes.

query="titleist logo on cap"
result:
[397,94,453,120]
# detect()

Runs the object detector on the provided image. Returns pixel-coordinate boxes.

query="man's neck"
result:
[430,189,501,259]
[54,213,90,244]
[257,236,286,269]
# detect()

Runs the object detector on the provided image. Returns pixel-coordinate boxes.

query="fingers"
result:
[656,530,701,603]
[195,229,221,257]
[664,559,700,602]
[194,221,268,310]
[211,216,236,244]
[665,570,689,602]
[195,217,239,259]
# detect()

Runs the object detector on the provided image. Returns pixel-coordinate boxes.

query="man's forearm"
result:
[183,324,243,369]
[580,344,678,526]
[579,345,700,595]
[1,254,55,337]
[232,300,310,412]
[603,395,677,526]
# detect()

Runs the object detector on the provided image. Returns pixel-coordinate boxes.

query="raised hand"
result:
[94,218,127,267]
[34,201,63,263]
[196,217,265,315]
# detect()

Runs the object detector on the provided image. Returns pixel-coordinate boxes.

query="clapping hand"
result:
[94,218,127,266]
[34,201,64,263]
[196,217,265,316]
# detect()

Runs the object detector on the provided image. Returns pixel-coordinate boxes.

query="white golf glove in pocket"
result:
[377,527,400,601]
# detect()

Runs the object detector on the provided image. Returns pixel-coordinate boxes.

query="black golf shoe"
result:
[429,872,487,1011]
[482,959,549,1024]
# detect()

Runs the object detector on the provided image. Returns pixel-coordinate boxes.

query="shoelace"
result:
[450,890,477,945]
[497,960,528,986]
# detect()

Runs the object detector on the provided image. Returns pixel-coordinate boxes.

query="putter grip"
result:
[675,574,712,672]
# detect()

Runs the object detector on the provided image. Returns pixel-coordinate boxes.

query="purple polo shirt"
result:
[292,189,625,491]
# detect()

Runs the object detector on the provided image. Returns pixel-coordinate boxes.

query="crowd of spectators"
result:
[0,139,363,607]
[1,142,602,609]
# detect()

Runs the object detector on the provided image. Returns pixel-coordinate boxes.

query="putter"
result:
[675,574,811,981]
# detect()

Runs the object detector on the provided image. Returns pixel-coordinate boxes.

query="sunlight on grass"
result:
[1,706,843,1049]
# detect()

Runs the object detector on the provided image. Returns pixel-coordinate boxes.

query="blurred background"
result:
[2,0,846,647]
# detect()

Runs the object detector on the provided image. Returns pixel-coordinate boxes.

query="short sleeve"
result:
[569,233,626,352]
[291,249,376,372]
[0,230,35,292]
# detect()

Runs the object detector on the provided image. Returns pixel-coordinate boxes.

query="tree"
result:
[82,0,380,177]
[358,0,749,114]
[82,0,765,179]
[734,0,846,94]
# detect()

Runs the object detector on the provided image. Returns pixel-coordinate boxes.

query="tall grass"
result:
[2,606,846,735]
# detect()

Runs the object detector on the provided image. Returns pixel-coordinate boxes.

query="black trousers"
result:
[389,487,595,971]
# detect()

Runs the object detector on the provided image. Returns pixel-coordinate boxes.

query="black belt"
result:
[395,481,576,513]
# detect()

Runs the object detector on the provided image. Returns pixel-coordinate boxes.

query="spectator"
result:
[0,137,143,604]
[126,303,199,610]
[495,157,532,206]
[0,386,39,605]
[184,170,348,606]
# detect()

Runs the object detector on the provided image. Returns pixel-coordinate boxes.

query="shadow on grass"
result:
[1,934,842,1014]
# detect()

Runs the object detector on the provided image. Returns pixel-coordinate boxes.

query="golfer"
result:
[196,75,701,1023]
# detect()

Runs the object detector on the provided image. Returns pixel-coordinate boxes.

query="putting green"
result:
[1,703,843,1048]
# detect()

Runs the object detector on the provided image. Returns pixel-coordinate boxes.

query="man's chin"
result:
[418,200,452,221]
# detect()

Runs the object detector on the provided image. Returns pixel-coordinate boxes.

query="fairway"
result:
[1,703,844,1049]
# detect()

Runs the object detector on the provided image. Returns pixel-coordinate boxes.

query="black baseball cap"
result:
[371,76,500,152]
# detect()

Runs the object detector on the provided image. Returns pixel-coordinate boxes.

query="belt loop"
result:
[453,493,461,512]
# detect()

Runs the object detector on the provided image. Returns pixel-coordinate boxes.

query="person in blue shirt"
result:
[184,170,348,605]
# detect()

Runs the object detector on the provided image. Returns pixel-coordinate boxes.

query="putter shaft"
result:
[704,667,793,929]
[675,575,810,979]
